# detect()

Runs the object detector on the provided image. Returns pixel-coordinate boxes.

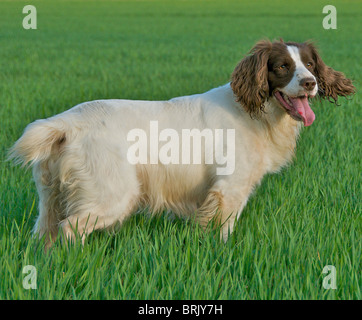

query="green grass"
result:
[0,0,361,299]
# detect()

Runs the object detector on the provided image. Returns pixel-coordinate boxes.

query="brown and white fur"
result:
[9,39,354,247]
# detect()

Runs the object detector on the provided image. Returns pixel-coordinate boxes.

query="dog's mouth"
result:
[274,91,315,126]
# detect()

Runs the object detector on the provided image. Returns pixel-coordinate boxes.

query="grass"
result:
[0,0,361,299]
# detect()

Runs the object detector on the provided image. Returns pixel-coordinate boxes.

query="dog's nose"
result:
[300,78,316,91]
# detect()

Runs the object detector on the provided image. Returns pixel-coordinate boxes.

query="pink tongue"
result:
[289,96,315,126]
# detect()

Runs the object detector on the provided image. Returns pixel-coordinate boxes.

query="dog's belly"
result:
[136,163,212,217]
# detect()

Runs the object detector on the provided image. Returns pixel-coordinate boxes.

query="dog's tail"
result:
[8,116,70,167]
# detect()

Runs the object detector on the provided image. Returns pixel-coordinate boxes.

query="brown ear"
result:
[306,42,355,103]
[230,40,272,117]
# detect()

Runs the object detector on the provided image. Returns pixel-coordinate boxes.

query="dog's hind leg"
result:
[32,161,64,248]
[58,146,141,245]
[59,185,140,245]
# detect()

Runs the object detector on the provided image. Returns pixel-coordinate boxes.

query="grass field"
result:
[0,0,360,300]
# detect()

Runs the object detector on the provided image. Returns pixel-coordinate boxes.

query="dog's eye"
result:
[306,62,313,68]
[278,65,287,70]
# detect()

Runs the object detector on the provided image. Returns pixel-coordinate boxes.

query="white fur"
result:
[10,83,302,245]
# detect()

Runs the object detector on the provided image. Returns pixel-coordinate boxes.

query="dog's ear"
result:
[231,40,272,117]
[306,42,355,103]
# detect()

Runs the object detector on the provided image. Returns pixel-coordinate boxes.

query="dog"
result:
[9,39,355,246]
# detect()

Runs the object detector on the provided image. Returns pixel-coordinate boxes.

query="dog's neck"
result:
[210,84,302,173]
[259,98,302,172]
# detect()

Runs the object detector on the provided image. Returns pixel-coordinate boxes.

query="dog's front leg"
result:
[197,179,252,242]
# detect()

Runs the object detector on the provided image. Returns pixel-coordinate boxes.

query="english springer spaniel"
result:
[9,39,354,246]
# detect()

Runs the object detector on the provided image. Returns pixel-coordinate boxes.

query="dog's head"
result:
[230,39,355,126]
